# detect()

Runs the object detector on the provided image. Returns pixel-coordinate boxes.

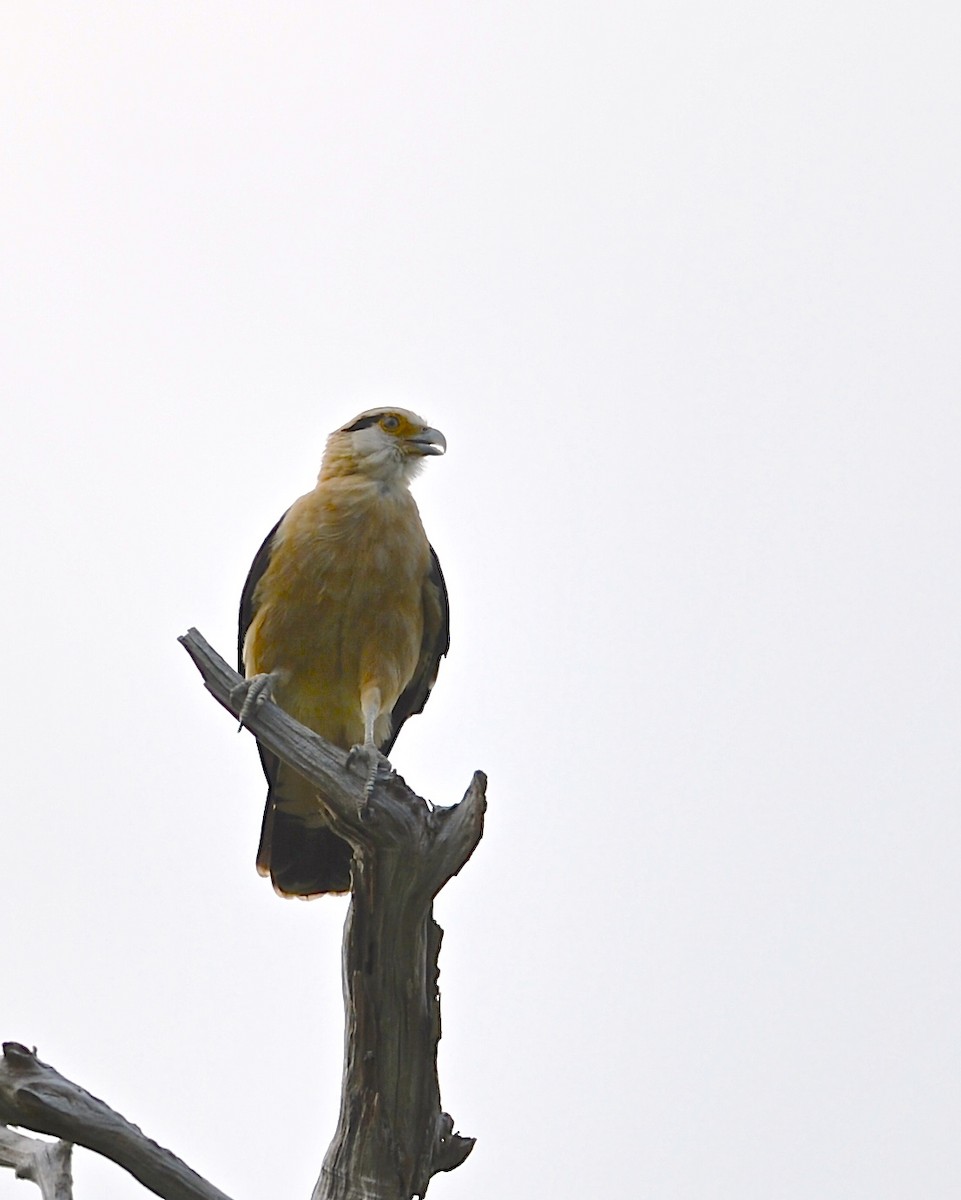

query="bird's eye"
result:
[381,414,400,432]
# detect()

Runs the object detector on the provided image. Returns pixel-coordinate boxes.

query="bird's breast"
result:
[243,482,429,748]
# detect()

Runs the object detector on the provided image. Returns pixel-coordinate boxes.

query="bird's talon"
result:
[234,672,276,729]
[346,743,392,799]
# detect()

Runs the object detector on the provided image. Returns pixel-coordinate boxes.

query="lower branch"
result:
[0,1044,233,1200]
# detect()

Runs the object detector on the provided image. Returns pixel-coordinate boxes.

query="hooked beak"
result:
[406,427,447,456]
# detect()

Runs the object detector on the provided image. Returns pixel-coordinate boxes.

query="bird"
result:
[237,407,449,898]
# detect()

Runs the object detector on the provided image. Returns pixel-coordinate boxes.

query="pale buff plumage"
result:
[239,408,448,897]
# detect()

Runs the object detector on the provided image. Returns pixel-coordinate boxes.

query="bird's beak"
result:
[406,427,447,456]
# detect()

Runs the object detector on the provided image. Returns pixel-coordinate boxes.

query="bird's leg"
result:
[346,688,392,798]
[231,671,280,730]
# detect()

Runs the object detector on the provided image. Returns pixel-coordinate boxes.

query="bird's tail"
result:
[257,769,352,898]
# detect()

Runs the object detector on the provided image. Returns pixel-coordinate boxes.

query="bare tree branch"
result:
[0,1124,73,1200]
[0,1044,233,1200]
[178,627,485,886]
[179,627,361,810]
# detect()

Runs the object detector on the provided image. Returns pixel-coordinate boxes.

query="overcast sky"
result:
[2,4,959,1198]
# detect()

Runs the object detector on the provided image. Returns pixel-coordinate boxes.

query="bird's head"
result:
[321,408,446,486]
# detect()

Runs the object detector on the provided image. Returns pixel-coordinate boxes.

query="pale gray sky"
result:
[2,4,959,1198]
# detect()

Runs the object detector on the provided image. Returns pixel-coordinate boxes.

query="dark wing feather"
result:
[238,512,286,672]
[381,544,450,755]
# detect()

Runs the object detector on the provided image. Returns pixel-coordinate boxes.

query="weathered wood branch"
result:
[0,1123,73,1200]
[0,1044,232,1200]
[179,628,485,1200]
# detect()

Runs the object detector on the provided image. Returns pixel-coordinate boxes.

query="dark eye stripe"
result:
[343,414,384,432]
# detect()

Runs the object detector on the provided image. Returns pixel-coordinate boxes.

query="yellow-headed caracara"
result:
[238,408,448,898]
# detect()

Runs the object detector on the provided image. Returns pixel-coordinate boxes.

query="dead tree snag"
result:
[179,629,483,1200]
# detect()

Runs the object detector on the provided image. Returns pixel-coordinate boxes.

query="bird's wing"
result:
[238,512,286,672]
[238,513,287,868]
[381,544,450,755]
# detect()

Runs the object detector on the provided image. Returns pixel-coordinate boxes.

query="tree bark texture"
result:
[180,629,484,1200]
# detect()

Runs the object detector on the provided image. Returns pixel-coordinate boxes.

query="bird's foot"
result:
[346,743,392,799]
[231,672,277,730]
